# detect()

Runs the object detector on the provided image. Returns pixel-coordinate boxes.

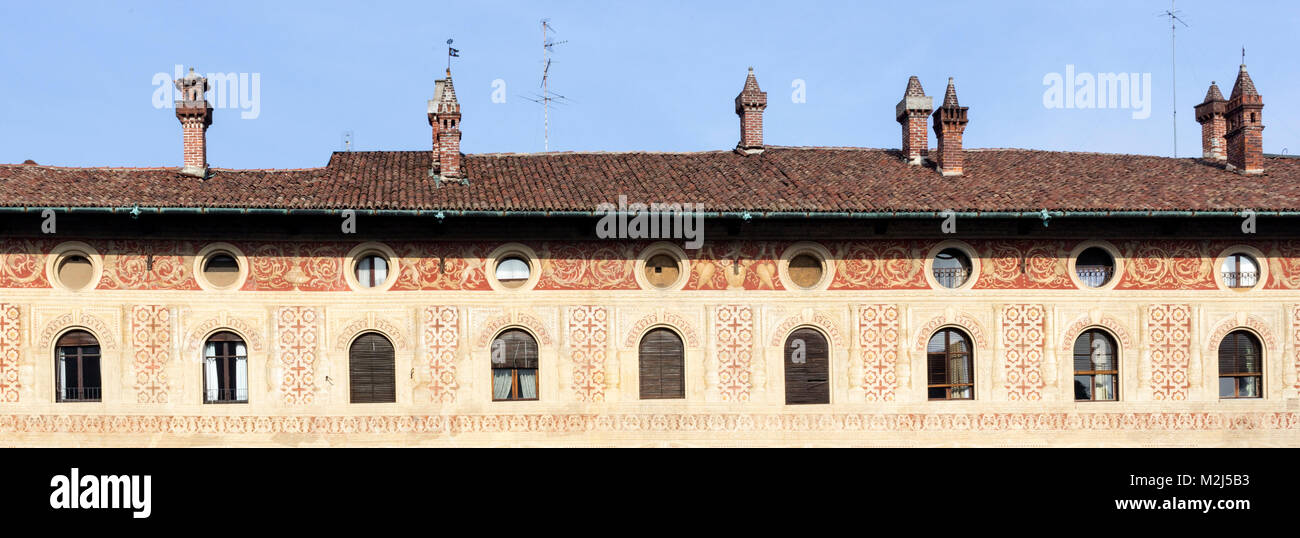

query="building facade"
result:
[0,65,1297,446]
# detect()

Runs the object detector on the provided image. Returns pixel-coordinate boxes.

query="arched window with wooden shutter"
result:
[56,330,101,402]
[1073,329,1118,401]
[784,328,829,405]
[1218,330,1262,399]
[639,328,685,399]
[927,328,973,400]
[349,332,396,403]
[491,329,539,401]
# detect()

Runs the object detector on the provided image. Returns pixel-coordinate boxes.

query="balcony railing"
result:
[932,268,969,288]
[57,387,102,402]
[1223,271,1259,289]
[1076,265,1113,288]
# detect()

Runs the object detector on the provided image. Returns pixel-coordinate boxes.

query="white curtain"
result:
[204,342,219,402]
[372,257,388,284]
[235,343,248,401]
[492,369,513,399]
[57,350,68,400]
[518,370,538,399]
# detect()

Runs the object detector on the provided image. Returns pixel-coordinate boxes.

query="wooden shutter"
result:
[784,328,829,405]
[350,333,396,403]
[639,328,685,399]
[57,330,98,347]
[1219,331,1261,375]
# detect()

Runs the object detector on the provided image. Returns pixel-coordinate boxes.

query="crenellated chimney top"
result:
[428,68,463,179]
[931,77,968,176]
[1224,64,1264,174]
[896,76,933,165]
[1194,81,1227,161]
[735,67,768,153]
[174,68,213,178]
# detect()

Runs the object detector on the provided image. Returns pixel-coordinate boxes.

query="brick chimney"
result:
[427,69,462,178]
[174,68,213,178]
[1225,64,1264,174]
[896,76,933,165]
[931,77,968,176]
[1194,82,1227,161]
[735,67,768,153]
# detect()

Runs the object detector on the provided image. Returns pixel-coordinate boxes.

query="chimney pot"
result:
[932,77,969,176]
[735,67,768,153]
[1224,64,1264,174]
[896,76,933,165]
[428,71,463,178]
[174,68,212,178]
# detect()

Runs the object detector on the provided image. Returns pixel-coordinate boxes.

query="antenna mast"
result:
[1160,1,1189,157]
[526,19,570,151]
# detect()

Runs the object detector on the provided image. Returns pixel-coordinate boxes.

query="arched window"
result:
[927,328,973,400]
[1073,329,1118,401]
[203,331,248,403]
[491,329,538,401]
[638,328,685,399]
[56,330,100,402]
[784,328,829,404]
[349,332,395,403]
[1218,331,1262,399]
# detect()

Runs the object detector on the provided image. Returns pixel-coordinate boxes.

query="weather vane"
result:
[446,38,460,72]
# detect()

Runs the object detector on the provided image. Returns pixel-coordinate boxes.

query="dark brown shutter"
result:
[784,328,829,405]
[57,330,98,347]
[1219,331,1261,375]
[639,328,685,399]
[349,333,396,403]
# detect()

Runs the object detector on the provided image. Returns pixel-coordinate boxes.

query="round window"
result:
[788,253,824,289]
[1075,247,1115,288]
[495,257,531,288]
[644,253,681,288]
[57,254,94,290]
[355,253,390,288]
[203,253,240,288]
[932,248,971,289]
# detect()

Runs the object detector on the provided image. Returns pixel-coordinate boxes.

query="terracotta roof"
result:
[2,148,1299,213]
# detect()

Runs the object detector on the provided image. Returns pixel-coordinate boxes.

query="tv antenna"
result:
[524,19,571,151]
[1159,1,1189,157]
[341,130,354,152]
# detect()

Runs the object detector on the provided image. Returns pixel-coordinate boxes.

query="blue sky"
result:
[1,0,1296,169]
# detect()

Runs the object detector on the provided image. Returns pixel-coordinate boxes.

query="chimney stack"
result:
[428,69,462,178]
[932,78,968,176]
[1225,64,1264,174]
[896,76,933,165]
[1194,82,1227,161]
[174,68,212,178]
[735,67,768,153]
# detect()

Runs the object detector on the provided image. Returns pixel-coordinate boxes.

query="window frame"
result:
[638,327,686,400]
[1218,330,1263,400]
[1072,329,1119,402]
[202,331,249,404]
[926,328,974,401]
[55,330,102,403]
[491,328,540,402]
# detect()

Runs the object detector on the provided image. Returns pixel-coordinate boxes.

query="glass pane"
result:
[1239,377,1260,398]
[496,258,531,281]
[928,387,946,399]
[1074,375,1092,400]
[492,369,513,400]
[950,386,972,399]
[1094,375,1115,401]
[83,356,101,396]
[1219,377,1235,398]
[518,369,538,399]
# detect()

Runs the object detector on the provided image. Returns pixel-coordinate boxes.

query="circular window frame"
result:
[344,242,400,292]
[1067,240,1123,292]
[486,243,541,292]
[1213,245,1267,292]
[46,241,103,292]
[193,242,249,291]
[634,242,690,291]
[778,242,834,291]
[923,240,980,291]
